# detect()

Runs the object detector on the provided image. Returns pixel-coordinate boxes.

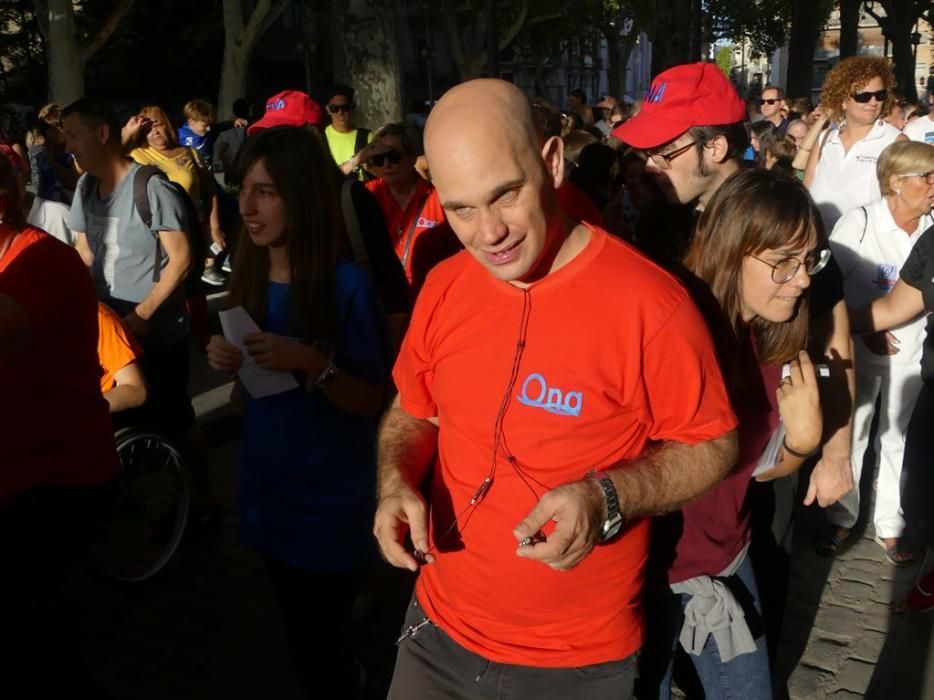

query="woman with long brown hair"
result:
[206,126,389,698]
[641,169,828,699]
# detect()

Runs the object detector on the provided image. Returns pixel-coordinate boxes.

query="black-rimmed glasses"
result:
[369,150,403,167]
[327,103,353,114]
[750,248,831,284]
[647,141,698,170]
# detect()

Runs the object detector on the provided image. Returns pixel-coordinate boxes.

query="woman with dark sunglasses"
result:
[363,122,460,296]
[804,56,907,230]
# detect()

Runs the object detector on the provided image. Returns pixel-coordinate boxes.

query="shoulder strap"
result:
[341,179,369,266]
[354,127,371,156]
[401,197,428,270]
[132,165,169,284]
[859,206,869,245]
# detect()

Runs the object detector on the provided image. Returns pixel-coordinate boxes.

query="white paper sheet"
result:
[218,306,299,399]
[753,423,786,478]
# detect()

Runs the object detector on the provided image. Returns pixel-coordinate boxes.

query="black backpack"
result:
[80,165,207,296]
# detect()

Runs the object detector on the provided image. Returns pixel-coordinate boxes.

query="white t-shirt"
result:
[903,115,934,145]
[809,120,902,231]
[27,196,73,246]
[829,197,932,375]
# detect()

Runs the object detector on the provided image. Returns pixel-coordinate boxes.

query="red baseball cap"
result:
[247,90,323,135]
[612,62,746,149]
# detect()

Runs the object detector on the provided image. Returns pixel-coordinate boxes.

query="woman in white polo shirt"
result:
[805,57,906,231]
[818,141,934,564]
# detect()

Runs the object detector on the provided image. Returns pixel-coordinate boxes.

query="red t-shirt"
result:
[0,227,119,501]
[667,345,781,583]
[557,180,605,227]
[365,177,461,294]
[394,223,737,667]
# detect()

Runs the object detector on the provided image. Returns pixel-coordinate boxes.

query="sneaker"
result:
[903,570,934,612]
[222,257,232,273]
[201,268,226,287]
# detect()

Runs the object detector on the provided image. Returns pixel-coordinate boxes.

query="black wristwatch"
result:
[586,470,623,542]
[313,361,339,388]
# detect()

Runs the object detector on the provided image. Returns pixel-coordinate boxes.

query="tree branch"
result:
[441,6,469,79]
[243,0,290,46]
[497,0,529,50]
[80,0,136,63]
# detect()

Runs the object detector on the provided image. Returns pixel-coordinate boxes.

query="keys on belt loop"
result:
[396,617,431,645]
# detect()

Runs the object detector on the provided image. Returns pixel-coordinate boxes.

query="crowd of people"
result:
[2,54,934,699]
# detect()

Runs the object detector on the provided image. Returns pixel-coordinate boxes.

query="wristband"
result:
[782,436,817,460]
[314,361,339,388]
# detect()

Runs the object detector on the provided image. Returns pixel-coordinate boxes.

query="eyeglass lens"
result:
[851,90,887,103]
[327,103,353,113]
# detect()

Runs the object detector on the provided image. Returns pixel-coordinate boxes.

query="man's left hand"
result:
[513,480,605,571]
[805,454,854,507]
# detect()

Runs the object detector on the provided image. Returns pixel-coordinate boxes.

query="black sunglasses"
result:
[369,150,403,167]
[327,103,353,114]
[850,89,887,104]
[760,98,781,105]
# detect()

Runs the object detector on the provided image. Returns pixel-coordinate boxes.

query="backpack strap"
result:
[131,165,168,283]
[859,206,868,245]
[341,179,369,266]
[353,127,371,156]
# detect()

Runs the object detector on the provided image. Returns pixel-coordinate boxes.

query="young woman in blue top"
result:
[207,126,389,698]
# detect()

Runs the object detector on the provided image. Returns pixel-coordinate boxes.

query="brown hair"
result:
[227,127,340,344]
[138,105,180,149]
[820,56,895,124]
[685,168,821,367]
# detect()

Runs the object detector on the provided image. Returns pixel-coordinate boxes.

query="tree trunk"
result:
[838,0,862,59]
[877,0,920,102]
[786,0,832,100]
[46,0,83,104]
[218,0,290,120]
[337,0,403,129]
[649,0,693,75]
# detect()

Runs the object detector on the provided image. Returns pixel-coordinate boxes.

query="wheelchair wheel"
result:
[95,427,191,582]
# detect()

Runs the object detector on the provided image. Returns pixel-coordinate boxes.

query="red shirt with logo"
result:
[365,177,461,295]
[393,223,737,667]
[0,227,119,501]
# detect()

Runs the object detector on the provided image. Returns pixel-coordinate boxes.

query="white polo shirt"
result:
[829,197,932,375]
[809,120,902,230]
[903,115,934,145]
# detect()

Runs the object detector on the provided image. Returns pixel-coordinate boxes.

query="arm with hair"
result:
[373,399,440,571]
[131,229,190,328]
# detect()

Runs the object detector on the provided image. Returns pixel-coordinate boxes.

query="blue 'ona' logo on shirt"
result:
[874,263,898,291]
[517,372,583,417]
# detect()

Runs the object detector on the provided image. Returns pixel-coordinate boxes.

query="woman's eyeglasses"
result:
[369,150,403,167]
[646,141,697,170]
[750,248,832,284]
[850,89,887,104]
[900,171,934,185]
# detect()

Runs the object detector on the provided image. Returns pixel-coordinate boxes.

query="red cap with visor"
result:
[247,90,323,135]
[612,62,746,149]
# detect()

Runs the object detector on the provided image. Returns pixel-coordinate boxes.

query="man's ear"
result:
[97,122,111,147]
[708,134,730,164]
[542,135,565,189]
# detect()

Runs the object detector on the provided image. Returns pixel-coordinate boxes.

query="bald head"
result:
[425,79,540,173]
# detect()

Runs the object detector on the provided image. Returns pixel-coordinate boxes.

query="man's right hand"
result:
[373,483,432,572]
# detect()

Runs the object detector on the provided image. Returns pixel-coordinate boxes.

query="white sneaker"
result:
[221,257,232,273]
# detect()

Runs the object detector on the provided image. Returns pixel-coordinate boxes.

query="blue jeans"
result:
[656,555,773,700]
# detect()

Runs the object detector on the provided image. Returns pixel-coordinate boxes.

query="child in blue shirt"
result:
[177,98,215,168]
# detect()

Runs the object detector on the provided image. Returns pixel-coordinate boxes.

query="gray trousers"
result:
[389,597,637,700]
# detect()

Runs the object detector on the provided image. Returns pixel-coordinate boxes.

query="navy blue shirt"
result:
[238,260,390,571]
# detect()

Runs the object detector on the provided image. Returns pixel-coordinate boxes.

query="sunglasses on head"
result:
[760,98,781,105]
[369,150,403,167]
[327,103,353,114]
[850,89,887,103]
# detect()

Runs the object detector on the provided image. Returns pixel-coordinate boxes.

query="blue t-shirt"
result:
[238,260,389,572]
[177,123,212,167]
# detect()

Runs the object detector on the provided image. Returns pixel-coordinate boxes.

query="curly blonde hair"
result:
[820,56,895,123]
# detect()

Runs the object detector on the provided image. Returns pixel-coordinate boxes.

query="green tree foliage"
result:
[715,44,733,75]
[705,0,791,57]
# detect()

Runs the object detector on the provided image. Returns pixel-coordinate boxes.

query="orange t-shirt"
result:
[97,302,142,393]
[393,224,737,668]
[365,177,460,293]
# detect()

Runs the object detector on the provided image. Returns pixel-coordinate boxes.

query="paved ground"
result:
[63,295,934,698]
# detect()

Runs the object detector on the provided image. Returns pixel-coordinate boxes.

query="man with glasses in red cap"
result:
[613,61,856,668]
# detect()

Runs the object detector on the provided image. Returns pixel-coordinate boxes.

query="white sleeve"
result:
[828,206,866,281]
